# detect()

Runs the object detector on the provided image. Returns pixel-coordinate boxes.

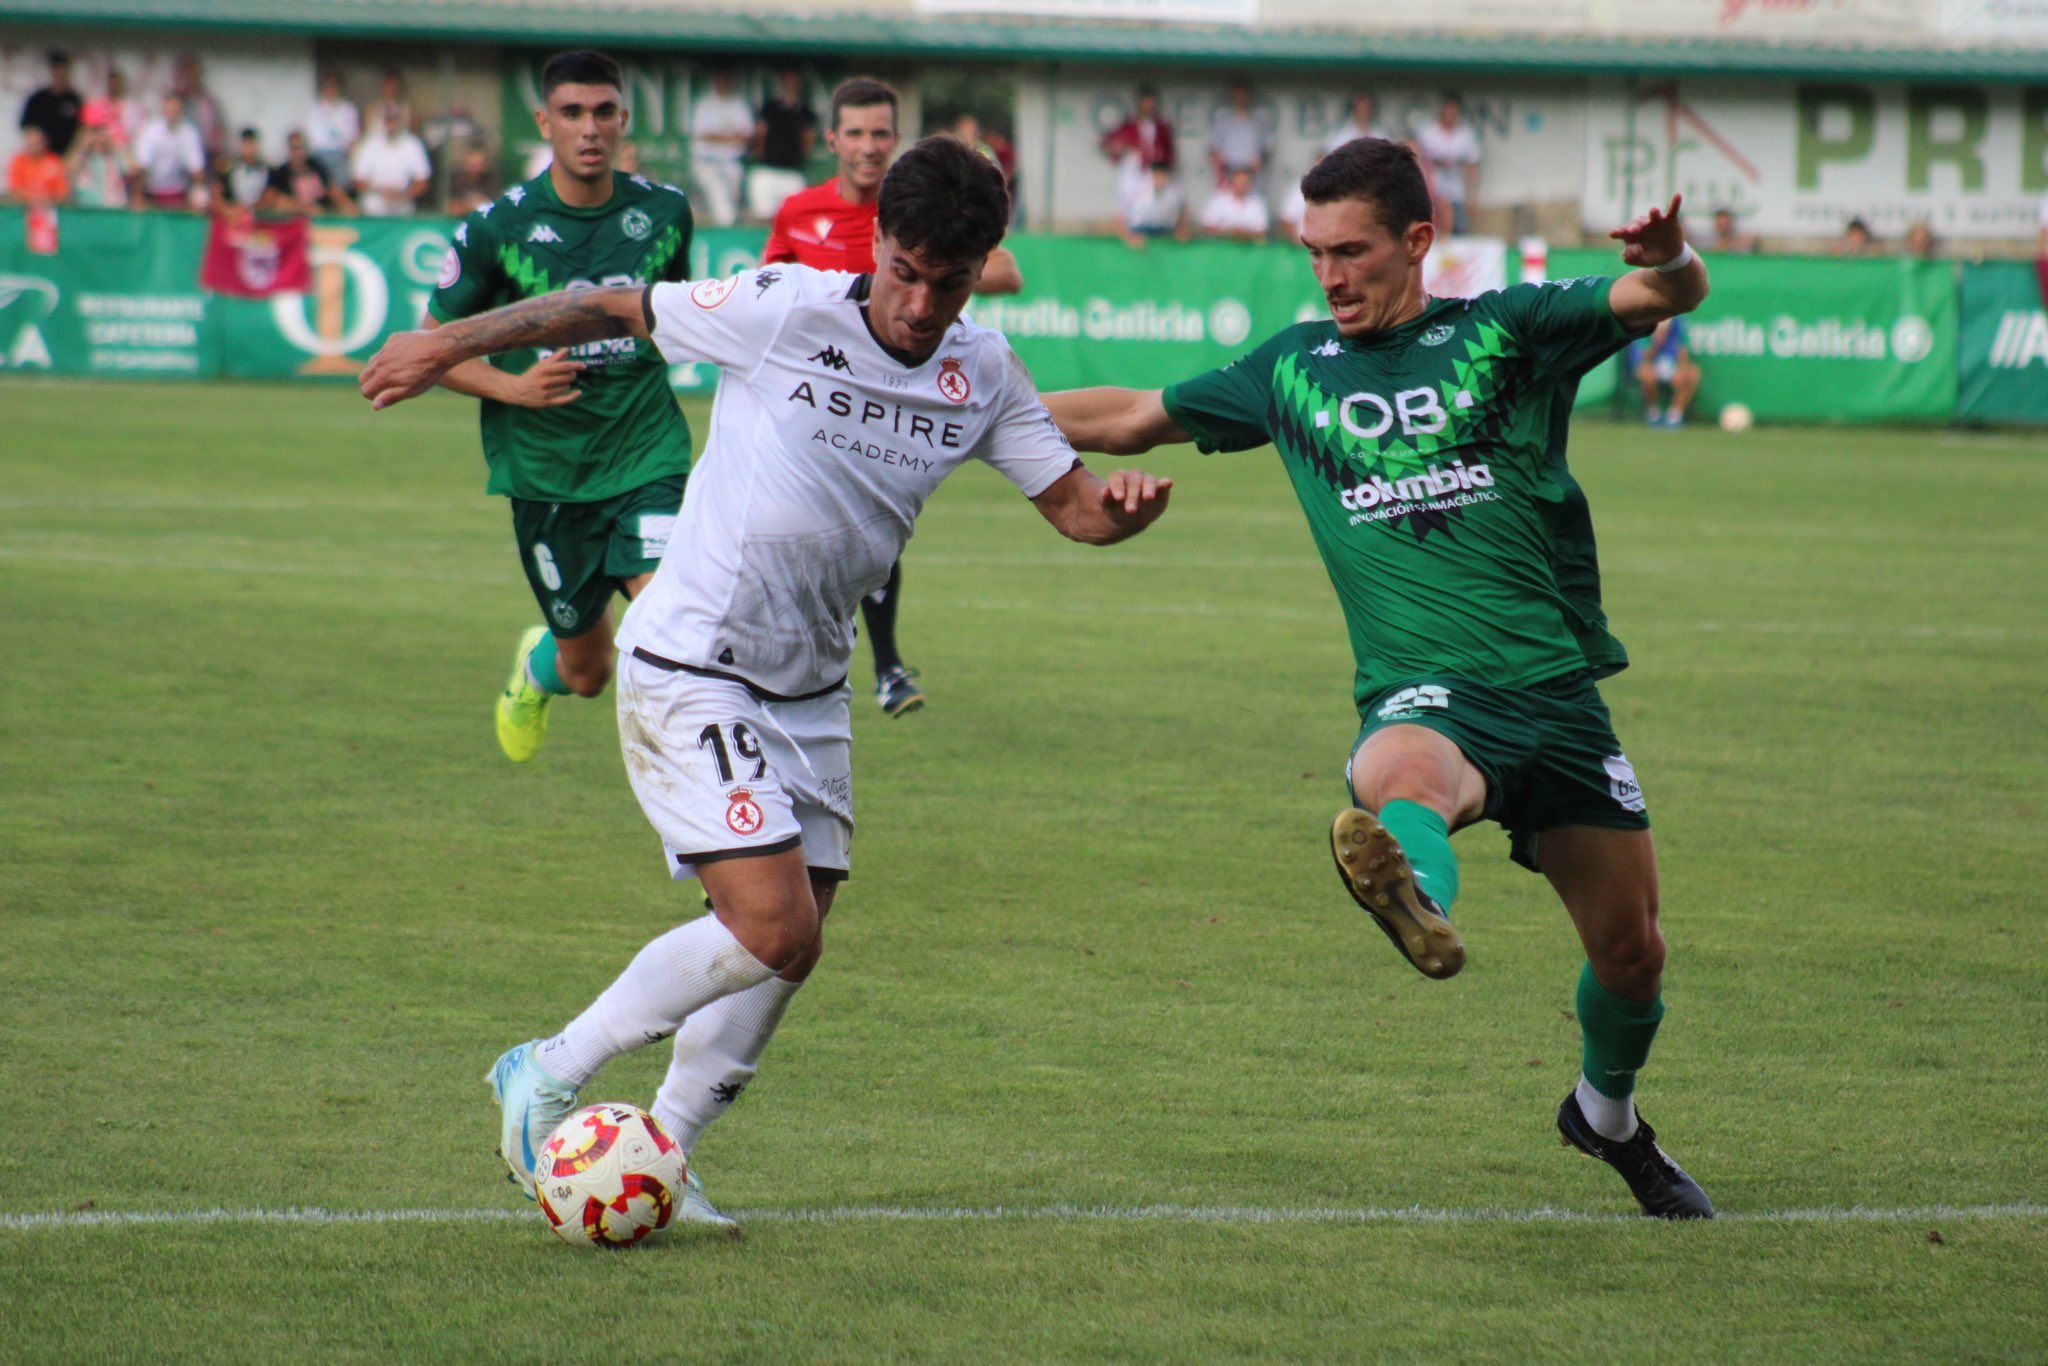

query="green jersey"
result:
[429,169,694,503]
[1163,276,1645,713]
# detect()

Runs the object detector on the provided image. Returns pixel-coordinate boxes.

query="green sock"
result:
[1576,960,1665,1100]
[525,630,572,696]
[1376,799,1460,913]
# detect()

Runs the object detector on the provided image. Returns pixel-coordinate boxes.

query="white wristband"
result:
[1653,243,1698,274]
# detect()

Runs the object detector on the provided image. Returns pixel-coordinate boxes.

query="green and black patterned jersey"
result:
[1162,276,1647,714]
[429,170,694,503]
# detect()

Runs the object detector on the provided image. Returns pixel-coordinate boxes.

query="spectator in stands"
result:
[422,103,484,176]
[1278,178,1306,243]
[6,125,69,205]
[305,70,359,185]
[81,67,141,151]
[351,101,431,216]
[1905,220,1937,259]
[171,54,226,161]
[688,70,754,227]
[1414,92,1480,234]
[1197,165,1269,242]
[134,93,208,209]
[986,119,1022,225]
[747,68,817,220]
[1401,136,1452,237]
[66,111,136,207]
[1705,207,1758,254]
[1323,90,1390,154]
[1835,217,1874,256]
[265,129,355,214]
[19,50,82,157]
[374,70,415,133]
[444,142,498,215]
[1101,84,1175,214]
[1120,158,1188,246]
[948,112,998,164]
[217,127,272,208]
[1208,77,1272,185]
[1630,317,1700,430]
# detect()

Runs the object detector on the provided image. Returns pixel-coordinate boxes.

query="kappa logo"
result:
[505,185,527,206]
[1311,338,1341,357]
[476,201,493,217]
[1376,684,1450,719]
[620,206,652,241]
[809,344,855,375]
[453,222,468,245]
[709,1079,749,1105]
[754,268,783,296]
[1421,323,1456,346]
[936,356,971,404]
[526,223,562,244]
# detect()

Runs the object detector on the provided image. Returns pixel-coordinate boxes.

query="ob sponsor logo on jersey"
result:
[792,381,966,474]
[1310,383,1500,527]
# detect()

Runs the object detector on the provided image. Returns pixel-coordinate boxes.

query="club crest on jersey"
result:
[690,275,740,310]
[725,788,765,836]
[620,207,653,240]
[438,248,460,289]
[1421,323,1456,346]
[936,357,971,404]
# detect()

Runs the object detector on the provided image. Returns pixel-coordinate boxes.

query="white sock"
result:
[536,915,775,1089]
[652,975,804,1153]
[1575,1075,1639,1142]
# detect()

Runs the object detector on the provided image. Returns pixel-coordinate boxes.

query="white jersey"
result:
[618,264,1080,698]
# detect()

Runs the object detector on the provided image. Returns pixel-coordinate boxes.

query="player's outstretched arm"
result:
[1606,194,1710,332]
[422,317,586,409]
[360,285,649,410]
[976,247,1025,297]
[1030,464,1172,545]
[1041,387,1188,456]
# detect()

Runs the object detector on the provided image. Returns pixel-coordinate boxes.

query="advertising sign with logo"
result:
[1549,247,1959,421]
[1584,81,2048,241]
[1957,261,2048,423]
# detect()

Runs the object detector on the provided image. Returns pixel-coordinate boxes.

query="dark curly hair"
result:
[877,136,1009,266]
[1300,137,1434,236]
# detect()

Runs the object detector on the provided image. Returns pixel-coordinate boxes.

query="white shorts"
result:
[1651,355,1678,382]
[616,654,854,883]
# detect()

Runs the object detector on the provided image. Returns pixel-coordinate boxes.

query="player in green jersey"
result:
[1044,138,1715,1219]
[428,51,695,763]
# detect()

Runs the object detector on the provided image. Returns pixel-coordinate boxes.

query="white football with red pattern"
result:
[533,1102,687,1247]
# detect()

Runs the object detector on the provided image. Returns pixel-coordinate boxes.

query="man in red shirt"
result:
[763,78,1024,717]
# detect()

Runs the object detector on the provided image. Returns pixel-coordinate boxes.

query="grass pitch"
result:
[2,380,2044,1360]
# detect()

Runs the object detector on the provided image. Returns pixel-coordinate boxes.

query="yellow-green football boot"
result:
[495,626,555,763]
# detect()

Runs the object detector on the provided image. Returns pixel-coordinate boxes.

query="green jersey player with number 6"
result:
[1046,138,1717,1219]
[428,50,695,762]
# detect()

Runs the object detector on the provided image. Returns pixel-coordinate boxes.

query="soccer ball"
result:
[533,1103,687,1248]
[1718,402,1754,433]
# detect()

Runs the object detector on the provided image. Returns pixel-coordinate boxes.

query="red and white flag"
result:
[200,213,311,298]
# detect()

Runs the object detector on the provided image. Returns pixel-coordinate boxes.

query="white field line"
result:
[1,1202,2042,1233]
[1,547,2041,644]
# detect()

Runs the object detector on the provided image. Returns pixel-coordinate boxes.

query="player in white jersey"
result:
[361,139,1173,1221]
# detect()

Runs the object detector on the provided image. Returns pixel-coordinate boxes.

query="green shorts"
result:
[1351,672,1650,873]
[510,475,686,638]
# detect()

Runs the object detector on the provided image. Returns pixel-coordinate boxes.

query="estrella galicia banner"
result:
[0,209,2003,430]
[1549,248,1958,424]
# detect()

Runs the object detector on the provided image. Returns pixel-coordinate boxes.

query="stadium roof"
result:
[5,0,2045,83]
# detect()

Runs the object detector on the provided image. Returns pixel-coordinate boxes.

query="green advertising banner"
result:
[1957,262,2048,426]
[0,208,769,386]
[1551,249,1959,424]
[0,210,2006,431]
